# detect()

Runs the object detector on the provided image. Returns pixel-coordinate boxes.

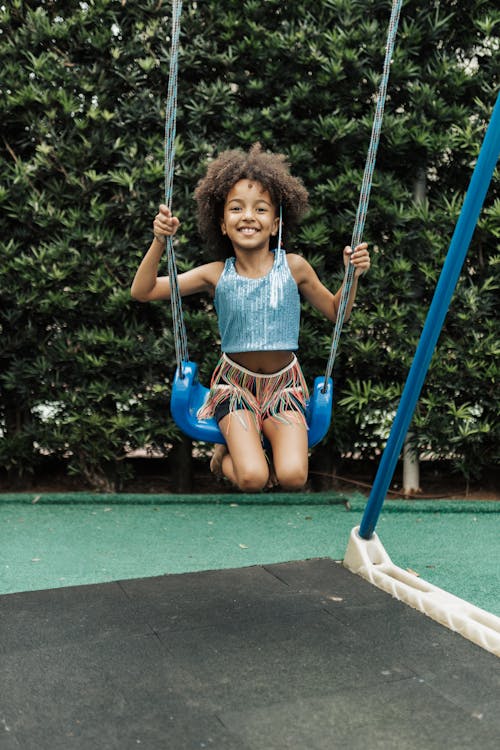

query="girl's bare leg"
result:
[218,410,269,492]
[263,414,309,491]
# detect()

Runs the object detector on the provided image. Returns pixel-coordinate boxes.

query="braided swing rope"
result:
[323,0,403,385]
[163,0,402,383]
[164,0,188,374]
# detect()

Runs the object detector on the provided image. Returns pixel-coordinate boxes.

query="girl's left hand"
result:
[344,242,370,278]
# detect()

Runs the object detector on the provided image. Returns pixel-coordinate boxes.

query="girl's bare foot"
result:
[265,453,279,488]
[266,467,278,488]
[210,443,228,480]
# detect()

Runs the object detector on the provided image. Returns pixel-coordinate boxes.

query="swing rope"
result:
[323,0,403,385]
[163,0,402,389]
[164,0,188,374]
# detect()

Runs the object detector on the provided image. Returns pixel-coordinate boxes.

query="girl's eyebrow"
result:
[225,197,273,206]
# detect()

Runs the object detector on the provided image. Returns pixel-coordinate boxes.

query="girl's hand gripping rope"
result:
[344,242,370,278]
[153,204,180,243]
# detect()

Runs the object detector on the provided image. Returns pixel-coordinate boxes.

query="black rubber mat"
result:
[1,558,498,749]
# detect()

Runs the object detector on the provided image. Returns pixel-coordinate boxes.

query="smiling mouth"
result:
[238,227,258,235]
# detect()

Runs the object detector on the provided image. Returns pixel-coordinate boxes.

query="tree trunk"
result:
[169,435,194,493]
[402,166,427,496]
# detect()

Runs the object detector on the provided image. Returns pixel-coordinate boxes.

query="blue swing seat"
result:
[170,360,333,448]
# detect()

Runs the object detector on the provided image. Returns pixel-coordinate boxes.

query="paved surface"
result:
[1,558,499,749]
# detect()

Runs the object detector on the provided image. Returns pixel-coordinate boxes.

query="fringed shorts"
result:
[197,353,309,432]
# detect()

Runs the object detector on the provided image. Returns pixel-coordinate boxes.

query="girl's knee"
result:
[234,460,269,493]
[275,467,308,492]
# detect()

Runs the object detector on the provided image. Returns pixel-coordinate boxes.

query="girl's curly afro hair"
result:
[194,143,309,259]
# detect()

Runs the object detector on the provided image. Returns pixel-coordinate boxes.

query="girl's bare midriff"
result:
[228,350,295,374]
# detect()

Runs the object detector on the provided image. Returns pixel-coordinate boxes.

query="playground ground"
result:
[0,492,499,616]
[1,489,499,750]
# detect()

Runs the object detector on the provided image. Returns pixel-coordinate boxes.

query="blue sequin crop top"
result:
[214,247,300,353]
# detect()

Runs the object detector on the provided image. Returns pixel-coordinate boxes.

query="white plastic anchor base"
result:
[343,526,500,658]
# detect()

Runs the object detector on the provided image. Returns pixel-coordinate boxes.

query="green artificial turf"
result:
[0,493,498,616]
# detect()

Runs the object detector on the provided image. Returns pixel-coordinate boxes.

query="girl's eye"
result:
[227,205,269,214]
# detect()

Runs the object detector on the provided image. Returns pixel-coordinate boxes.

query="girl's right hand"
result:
[153,204,180,241]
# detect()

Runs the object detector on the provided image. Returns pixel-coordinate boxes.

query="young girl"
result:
[131,144,370,492]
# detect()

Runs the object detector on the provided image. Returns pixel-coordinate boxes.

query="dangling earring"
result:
[277,204,283,248]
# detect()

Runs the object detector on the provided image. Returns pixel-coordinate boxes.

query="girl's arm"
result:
[289,243,370,322]
[130,234,172,301]
[131,205,222,301]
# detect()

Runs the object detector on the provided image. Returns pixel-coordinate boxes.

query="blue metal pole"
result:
[359,93,500,540]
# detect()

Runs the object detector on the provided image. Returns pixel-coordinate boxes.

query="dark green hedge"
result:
[1,0,498,488]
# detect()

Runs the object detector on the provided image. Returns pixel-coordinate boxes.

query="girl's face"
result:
[220,180,279,253]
